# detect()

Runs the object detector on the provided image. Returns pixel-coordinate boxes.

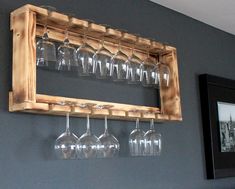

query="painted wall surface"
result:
[1,0,235,188]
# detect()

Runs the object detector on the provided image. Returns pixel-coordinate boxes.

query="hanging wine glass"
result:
[153,63,160,89]
[129,118,145,156]
[76,115,101,159]
[141,51,159,88]
[55,15,78,72]
[77,28,96,76]
[99,116,120,158]
[144,119,161,156]
[54,113,78,159]
[110,36,129,81]
[127,46,142,84]
[36,6,57,69]
[93,36,113,79]
[159,62,170,87]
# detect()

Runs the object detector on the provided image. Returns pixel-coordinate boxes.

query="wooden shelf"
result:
[9,4,182,122]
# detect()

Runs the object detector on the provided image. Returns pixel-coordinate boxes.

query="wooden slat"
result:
[11,9,36,103]
[71,17,88,29]
[122,33,136,43]
[36,25,156,61]
[127,111,142,118]
[10,92,178,121]
[35,94,160,114]
[72,106,92,114]
[106,28,122,39]
[159,50,182,120]
[49,104,71,113]
[150,41,165,52]
[111,110,126,117]
[156,114,169,121]
[142,113,156,119]
[92,109,110,116]
[137,37,151,48]
[10,102,49,112]
[89,23,106,33]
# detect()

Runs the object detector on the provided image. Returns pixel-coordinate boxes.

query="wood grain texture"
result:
[11,9,36,103]
[35,25,165,60]
[36,94,160,114]
[159,49,182,120]
[106,28,122,39]
[9,4,182,122]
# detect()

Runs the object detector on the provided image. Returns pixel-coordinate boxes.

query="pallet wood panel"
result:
[9,4,182,122]
[11,9,36,104]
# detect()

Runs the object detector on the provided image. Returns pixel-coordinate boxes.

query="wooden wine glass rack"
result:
[9,4,182,121]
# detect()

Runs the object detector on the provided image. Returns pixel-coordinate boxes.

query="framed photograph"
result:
[217,102,235,153]
[199,74,235,179]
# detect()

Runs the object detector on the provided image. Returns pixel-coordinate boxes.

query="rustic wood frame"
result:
[9,4,182,121]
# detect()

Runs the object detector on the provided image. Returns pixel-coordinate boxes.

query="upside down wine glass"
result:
[76,115,101,159]
[111,38,129,81]
[141,51,160,88]
[129,118,145,156]
[99,116,120,158]
[54,113,78,159]
[94,37,113,79]
[77,29,96,76]
[144,119,161,156]
[55,16,78,72]
[159,62,171,87]
[127,46,142,84]
[36,6,57,69]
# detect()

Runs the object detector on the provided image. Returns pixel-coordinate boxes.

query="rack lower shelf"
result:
[9,92,180,121]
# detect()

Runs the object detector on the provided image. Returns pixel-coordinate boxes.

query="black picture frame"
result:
[199,74,235,179]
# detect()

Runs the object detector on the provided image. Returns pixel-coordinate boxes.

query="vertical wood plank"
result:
[160,50,182,120]
[11,10,36,103]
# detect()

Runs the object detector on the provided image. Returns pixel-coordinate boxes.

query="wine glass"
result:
[36,6,57,69]
[93,37,113,79]
[129,118,145,156]
[76,115,101,159]
[127,47,142,84]
[159,63,170,87]
[54,113,78,159]
[77,29,96,76]
[55,16,78,72]
[141,51,159,88]
[144,119,161,156]
[99,116,120,158]
[110,39,129,81]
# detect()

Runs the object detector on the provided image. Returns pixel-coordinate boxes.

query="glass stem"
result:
[65,113,70,134]
[42,8,50,40]
[64,28,69,45]
[65,15,73,45]
[104,116,108,135]
[150,119,155,130]
[99,35,105,51]
[42,24,49,40]
[83,29,88,46]
[118,40,121,52]
[136,118,140,130]
[147,50,150,60]
[131,46,134,57]
[86,114,91,135]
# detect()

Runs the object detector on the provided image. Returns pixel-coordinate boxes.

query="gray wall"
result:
[1,0,235,188]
